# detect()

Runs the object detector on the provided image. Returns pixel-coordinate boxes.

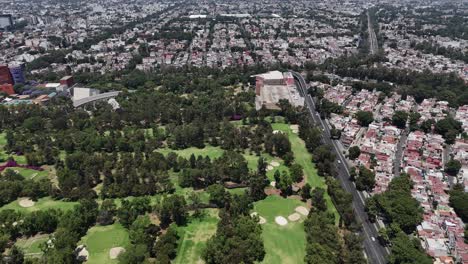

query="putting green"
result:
[271,123,339,222]
[174,209,219,264]
[253,196,307,264]
[79,223,130,264]
[0,197,78,213]
[15,234,49,257]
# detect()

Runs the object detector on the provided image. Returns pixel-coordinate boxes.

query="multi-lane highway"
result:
[367,11,379,55]
[291,71,388,264]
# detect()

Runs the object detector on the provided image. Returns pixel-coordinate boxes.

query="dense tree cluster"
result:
[365,174,423,234]
[203,194,265,264]
[0,168,52,207]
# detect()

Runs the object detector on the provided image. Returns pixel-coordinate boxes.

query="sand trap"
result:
[250,212,267,224]
[288,213,301,222]
[273,130,280,134]
[270,181,276,187]
[270,161,280,167]
[109,247,125,259]
[295,206,309,216]
[266,165,274,171]
[19,198,35,208]
[290,125,299,133]
[259,216,266,224]
[76,245,89,261]
[275,216,288,226]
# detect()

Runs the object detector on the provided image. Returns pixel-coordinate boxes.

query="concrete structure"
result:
[73,91,120,108]
[254,71,304,110]
[72,87,100,101]
[0,15,13,30]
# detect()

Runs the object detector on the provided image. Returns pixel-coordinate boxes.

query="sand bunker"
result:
[270,161,280,167]
[76,245,89,261]
[295,206,309,216]
[259,216,267,224]
[288,213,301,222]
[275,216,288,226]
[270,181,276,187]
[250,212,267,224]
[290,125,299,133]
[19,198,35,208]
[266,165,274,171]
[109,247,125,259]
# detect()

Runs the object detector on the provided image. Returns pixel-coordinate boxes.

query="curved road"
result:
[291,71,388,264]
[73,91,121,108]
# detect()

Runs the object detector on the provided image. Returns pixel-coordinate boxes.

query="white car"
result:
[337,160,341,164]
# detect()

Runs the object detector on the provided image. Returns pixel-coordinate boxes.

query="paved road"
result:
[367,11,379,55]
[291,71,388,264]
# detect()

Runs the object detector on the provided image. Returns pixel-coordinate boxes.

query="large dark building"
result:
[0,15,13,30]
[0,65,13,85]
[9,64,25,84]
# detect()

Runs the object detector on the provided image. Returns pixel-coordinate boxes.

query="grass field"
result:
[0,197,78,213]
[79,223,130,264]
[253,196,307,264]
[8,167,49,181]
[271,123,339,221]
[15,234,49,257]
[0,133,6,147]
[174,209,219,264]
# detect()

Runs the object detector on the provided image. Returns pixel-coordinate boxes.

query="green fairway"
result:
[253,196,307,264]
[174,209,219,264]
[243,152,289,181]
[7,167,49,181]
[157,146,225,159]
[15,234,48,257]
[271,123,339,221]
[0,133,6,147]
[0,197,78,213]
[79,223,130,264]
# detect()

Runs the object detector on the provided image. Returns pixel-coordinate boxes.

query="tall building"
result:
[0,65,13,85]
[9,64,25,84]
[0,15,13,30]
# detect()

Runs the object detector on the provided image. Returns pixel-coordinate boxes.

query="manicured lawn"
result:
[8,167,49,181]
[15,234,49,257]
[174,209,219,264]
[271,123,339,222]
[253,196,307,264]
[157,146,225,159]
[0,197,78,213]
[243,152,289,182]
[79,223,130,264]
[0,133,6,147]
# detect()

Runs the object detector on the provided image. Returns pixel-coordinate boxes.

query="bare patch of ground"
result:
[109,247,125,259]
[19,198,35,208]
